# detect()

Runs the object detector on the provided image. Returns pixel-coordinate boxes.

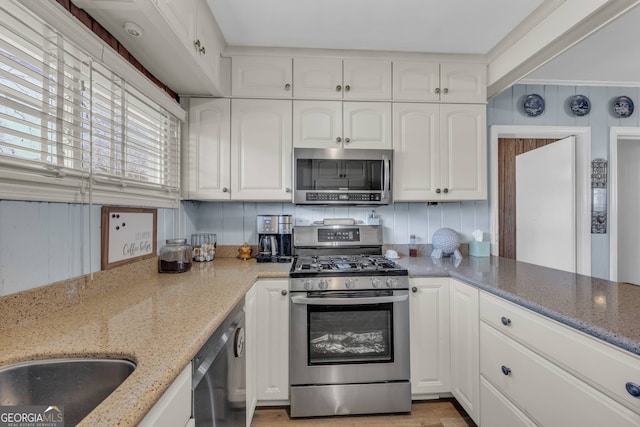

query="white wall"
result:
[488,83,640,279]
[616,139,640,284]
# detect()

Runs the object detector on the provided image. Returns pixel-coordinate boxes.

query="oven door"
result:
[289,289,409,385]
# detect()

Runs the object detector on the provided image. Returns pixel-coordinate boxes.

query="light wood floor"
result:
[251,399,477,427]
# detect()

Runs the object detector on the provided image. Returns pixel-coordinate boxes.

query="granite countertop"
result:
[1,253,639,426]
[0,257,291,426]
[397,254,640,356]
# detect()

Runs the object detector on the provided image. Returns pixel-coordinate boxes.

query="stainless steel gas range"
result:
[288,221,411,418]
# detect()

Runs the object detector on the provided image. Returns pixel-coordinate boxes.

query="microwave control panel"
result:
[305,193,382,202]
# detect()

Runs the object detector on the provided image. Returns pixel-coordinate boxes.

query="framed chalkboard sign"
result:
[101,206,157,270]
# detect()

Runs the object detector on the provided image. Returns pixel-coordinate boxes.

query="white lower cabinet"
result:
[138,362,193,427]
[254,279,290,403]
[480,376,536,427]
[409,278,450,397]
[245,285,258,426]
[449,279,480,424]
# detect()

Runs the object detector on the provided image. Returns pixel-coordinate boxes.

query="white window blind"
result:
[0,2,180,207]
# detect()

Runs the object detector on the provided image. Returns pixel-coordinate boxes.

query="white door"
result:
[342,59,392,100]
[343,102,392,149]
[231,56,292,98]
[516,136,576,272]
[293,58,343,99]
[293,100,342,148]
[392,60,440,102]
[616,140,640,284]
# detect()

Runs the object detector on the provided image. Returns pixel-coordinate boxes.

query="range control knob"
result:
[371,278,382,288]
[318,279,329,290]
[345,279,355,289]
[303,280,314,291]
[386,278,397,288]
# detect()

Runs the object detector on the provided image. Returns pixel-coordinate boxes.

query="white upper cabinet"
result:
[294,101,391,149]
[393,103,486,201]
[184,98,231,200]
[231,99,293,200]
[440,63,487,103]
[393,61,440,102]
[293,58,392,100]
[293,58,343,99]
[232,56,293,98]
[393,61,486,103]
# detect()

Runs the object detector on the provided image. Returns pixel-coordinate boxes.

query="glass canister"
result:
[158,238,192,273]
[191,233,216,262]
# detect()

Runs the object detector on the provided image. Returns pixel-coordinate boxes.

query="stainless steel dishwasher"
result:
[193,299,246,426]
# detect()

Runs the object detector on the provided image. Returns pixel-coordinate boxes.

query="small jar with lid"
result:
[158,238,192,273]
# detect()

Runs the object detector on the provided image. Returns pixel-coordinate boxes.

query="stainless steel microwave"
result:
[293,148,392,205]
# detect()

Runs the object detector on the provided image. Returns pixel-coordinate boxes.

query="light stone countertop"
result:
[2,253,640,426]
[0,256,291,427]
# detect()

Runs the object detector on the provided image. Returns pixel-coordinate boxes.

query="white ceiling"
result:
[523,3,640,86]
[205,0,544,54]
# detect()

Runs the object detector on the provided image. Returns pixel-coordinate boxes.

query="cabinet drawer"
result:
[480,291,640,414]
[480,322,640,426]
[480,376,536,427]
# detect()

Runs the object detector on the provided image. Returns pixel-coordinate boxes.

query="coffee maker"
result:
[256,215,293,263]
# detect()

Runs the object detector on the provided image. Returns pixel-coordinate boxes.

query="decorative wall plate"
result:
[568,94,591,116]
[523,94,545,117]
[612,96,634,118]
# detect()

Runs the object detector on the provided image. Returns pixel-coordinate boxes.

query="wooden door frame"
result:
[609,127,640,281]
[489,125,591,276]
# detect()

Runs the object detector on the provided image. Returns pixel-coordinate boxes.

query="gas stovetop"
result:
[290,255,408,278]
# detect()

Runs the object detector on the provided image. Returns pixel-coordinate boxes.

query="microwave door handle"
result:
[291,294,408,305]
[381,156,391,197]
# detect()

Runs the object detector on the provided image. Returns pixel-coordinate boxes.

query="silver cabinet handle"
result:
[435,88,441,94]
[284,83,291,91]
[336,85,342,91]
[194,39,201,50]
[443,188,449,194]
[222,187,229,193]
[344,137,350,144]
[411,287,418,293]
[501,365,512,376]
[443,88,449,94]
[281,289,288,296]
[285,187,291,193]
[336,137,342,143]
[345,85,351,92]
[626,382,640,398]
[436,188,441,194]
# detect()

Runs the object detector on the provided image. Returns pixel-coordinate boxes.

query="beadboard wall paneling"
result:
[180,201,490,250]
[0,201,178,296]
[489,83,640,279]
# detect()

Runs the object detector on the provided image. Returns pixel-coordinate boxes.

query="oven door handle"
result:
[290,294,408,305]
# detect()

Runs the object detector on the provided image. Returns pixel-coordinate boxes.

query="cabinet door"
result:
[343,102,392,149]
[245,285,257,426]
[139,362,192,427]
[231,99,292,200]
[293,101,343,148]
[255,280,290,402]
[232,56,293,98]
[449,279,479,424]
[439,63,487,104]
[409,278,451,397]
[185,98,230,200]
[194,2,222,89]
[156,0,198,58]
[392,103,440,201]
[343,59,392,100]
[439,104,487,200]
[293,58,343,99]
[392,61,440,102]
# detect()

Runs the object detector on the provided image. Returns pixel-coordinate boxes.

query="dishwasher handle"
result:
[291,294,408,305]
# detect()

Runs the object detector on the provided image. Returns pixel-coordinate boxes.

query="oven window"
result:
[307,303,393,365]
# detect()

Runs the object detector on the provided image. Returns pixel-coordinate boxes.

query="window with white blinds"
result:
[0,2,180,207]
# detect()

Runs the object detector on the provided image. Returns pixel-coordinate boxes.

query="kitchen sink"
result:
[0,357,136,426]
